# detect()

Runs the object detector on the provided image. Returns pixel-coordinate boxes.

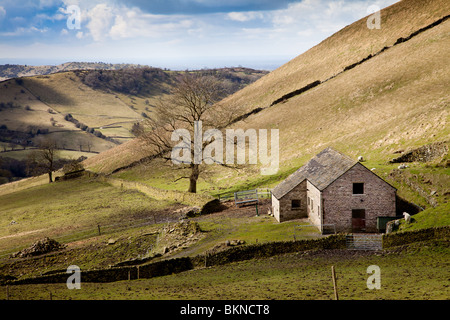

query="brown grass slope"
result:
[234,16,449,166]
[220,0,449,114]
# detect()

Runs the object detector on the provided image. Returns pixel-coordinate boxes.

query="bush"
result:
[62,160,85,175]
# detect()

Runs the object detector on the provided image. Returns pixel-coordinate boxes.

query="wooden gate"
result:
[234,189,258,207]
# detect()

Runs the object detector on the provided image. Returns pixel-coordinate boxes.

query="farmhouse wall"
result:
[272,196,280,221]
[322,163,396,233]
[276,180,307,222]
[306,181,322,227]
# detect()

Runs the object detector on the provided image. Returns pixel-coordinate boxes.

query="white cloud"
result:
[80,3,198,41]
[86,4,115,42]
[0,6,6,20]
[227,11,264,22]
[0,26,49,37]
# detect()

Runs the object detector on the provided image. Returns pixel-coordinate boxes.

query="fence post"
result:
[97,224,101,236]
[331,266,339,300]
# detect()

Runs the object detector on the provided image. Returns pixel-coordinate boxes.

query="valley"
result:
[0,0,448,302]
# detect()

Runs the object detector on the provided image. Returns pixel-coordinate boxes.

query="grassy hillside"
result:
[83,0,449,211]
[219,0,449,115]
[0,177,177,255]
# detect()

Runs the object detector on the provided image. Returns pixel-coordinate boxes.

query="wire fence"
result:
[1,187,272,261]
[0,211,183,261]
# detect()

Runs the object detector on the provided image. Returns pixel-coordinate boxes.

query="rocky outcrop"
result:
[10,237,66,258]
[390,141,448,163]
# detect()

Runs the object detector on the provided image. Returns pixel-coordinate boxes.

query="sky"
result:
[0,0,399,70]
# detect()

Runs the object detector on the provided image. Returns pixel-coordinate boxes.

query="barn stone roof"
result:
[272,147,357,199]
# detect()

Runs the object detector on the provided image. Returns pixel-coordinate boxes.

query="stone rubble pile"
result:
[10,237,66,258]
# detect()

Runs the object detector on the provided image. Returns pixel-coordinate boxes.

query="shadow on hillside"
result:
[22,77,75,106]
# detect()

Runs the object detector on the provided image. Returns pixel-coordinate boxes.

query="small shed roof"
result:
[272,147,357,199]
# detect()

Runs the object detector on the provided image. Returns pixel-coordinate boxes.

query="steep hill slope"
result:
[233,13,449,164]
[219,0,449,115]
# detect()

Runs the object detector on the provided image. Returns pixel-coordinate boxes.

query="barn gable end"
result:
[322,163,397,233]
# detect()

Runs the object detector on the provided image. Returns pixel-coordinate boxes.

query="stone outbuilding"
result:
[271,147,396,233]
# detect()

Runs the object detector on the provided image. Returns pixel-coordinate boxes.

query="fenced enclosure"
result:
[218,188,272,205]
[345,234,383,250]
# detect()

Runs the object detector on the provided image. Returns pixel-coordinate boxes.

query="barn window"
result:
[291,199,301,210]
[353,183,364,194]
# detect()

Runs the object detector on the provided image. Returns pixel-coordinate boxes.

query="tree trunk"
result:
[48,171,53,183]
[188,164,199,193]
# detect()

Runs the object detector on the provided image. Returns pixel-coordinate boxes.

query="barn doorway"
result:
[352,209,366,232]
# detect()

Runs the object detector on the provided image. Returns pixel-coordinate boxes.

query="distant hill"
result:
[0,62,150,82]
[0,65,268,183]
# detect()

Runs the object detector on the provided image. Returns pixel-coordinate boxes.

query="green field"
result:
[0,172,448,301]
[2,240,448,300]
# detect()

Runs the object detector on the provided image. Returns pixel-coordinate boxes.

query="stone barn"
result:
[271,147,396,233]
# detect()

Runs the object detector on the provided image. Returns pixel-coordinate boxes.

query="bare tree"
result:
[29,138,59,183]
[138,73,239,193]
